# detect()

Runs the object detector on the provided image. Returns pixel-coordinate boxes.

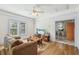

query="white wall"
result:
[0,10,35,44]
[36,13,52,32]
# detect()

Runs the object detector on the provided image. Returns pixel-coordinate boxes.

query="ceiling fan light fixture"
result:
[32,11,39,16]
[32,5,44,16]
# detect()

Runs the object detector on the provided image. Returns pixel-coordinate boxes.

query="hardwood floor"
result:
[0,41,78,55]
[38,42,78,55]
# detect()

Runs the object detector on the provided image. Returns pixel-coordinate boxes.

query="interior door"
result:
[66,21,74,41]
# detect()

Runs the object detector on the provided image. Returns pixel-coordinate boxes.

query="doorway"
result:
[66,20,74,41]
[55,19,75,45]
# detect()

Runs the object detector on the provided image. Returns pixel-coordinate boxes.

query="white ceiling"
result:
[0,4,79,18]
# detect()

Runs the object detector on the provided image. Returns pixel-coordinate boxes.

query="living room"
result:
[0,4,79,55]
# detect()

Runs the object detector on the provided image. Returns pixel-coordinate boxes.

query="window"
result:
[9,20,26,36]
[9,22,17,35]
[36,29,45,35]
[19,23,25,35]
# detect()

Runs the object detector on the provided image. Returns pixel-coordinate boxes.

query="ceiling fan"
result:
[32,5,44,16]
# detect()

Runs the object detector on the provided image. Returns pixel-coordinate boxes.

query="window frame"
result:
[8,19,26,36]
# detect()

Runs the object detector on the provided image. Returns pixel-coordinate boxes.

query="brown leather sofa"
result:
[11,41,37,55]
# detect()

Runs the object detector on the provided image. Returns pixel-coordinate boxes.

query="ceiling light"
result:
[32,5,44,16]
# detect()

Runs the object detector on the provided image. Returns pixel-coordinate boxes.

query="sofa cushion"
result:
[13,36,21,39]
[11,40,23,48]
